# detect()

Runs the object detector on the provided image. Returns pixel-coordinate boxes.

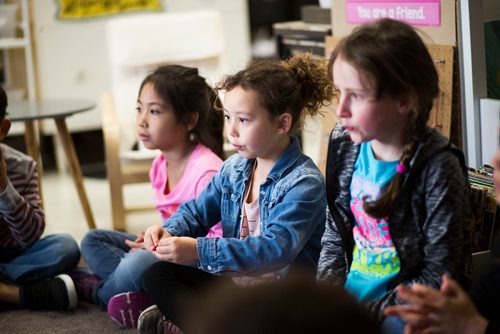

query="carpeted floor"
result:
[0,301,136,333]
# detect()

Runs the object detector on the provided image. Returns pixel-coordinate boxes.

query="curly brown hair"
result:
[216,53,333,133]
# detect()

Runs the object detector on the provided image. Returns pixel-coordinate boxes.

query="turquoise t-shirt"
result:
[345,142,401,302]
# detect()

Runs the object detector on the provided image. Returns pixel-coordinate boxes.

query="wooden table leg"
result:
[55,118,96,229]
[23,120,44,208]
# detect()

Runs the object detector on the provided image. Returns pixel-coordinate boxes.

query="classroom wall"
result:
[31,0,251,133]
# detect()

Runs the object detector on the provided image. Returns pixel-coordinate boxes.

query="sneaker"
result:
[20,274,78,310]
[68,268,101,303]
[137,305,182,334]
[107,291,154,328]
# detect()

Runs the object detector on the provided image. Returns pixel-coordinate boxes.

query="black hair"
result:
[139,65,225,159]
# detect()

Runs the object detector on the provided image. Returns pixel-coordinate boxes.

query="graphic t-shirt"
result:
[345,142,401,301]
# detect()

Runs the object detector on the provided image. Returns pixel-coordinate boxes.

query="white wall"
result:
[460,0,500,167]
[32,0,251,133]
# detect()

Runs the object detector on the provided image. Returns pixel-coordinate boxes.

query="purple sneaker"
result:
[68,268,101,304]
[108,291,155,329]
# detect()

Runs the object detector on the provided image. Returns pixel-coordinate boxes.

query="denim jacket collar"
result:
[233,136,301,182]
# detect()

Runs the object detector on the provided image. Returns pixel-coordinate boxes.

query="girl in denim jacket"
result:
[316,19,472,334]
[138,54,333,333]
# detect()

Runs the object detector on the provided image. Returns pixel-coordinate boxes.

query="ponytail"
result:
[217,53,333,132]
[363,142,416,219]
[195,87,224,160]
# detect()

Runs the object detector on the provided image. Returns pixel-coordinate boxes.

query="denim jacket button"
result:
[207,265,212,270]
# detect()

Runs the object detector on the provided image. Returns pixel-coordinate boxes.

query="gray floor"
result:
[0,302,136,333]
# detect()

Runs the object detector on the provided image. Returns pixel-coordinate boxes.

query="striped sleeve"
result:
[0,159,45,250]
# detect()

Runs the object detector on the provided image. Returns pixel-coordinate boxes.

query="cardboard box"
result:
[331,0,457,46]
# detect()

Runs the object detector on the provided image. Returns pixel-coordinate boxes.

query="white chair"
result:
[102,10,227,231]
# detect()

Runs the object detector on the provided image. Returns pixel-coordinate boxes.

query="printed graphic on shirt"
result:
[345,142,401,301]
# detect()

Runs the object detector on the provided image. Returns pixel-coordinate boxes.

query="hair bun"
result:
[283,53,333,117]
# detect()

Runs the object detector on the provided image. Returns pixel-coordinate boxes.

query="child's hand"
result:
[153,237,198,263]
[144,224,171,252]
[384,275,488,334]
[125,231,146,252]
[0,147,8,193]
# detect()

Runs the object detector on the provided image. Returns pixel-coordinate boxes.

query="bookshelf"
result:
[0,0,36,136]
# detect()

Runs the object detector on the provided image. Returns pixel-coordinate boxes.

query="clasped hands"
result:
[129,224,198,264]
[384,274,488,334]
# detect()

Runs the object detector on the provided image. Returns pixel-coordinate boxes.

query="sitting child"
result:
[138,53,333,333]
[77,65,225,328]
[317,19,472,334]
[0,85,80,310]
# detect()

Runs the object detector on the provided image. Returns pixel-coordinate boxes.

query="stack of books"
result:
[468,165,498,253]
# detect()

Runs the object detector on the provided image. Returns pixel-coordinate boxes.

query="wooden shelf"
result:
[0,37,27,49]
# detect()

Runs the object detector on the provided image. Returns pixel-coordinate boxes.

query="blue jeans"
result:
[81,229,159,309]
[0,234,80,284]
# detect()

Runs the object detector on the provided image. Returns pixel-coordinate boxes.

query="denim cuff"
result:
[197,237,218,273]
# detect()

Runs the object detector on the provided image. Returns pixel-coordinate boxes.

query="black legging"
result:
[143,261,232,328]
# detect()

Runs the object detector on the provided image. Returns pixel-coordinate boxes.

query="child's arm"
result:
[194,172,326,276]
[0,149,45,248]
[0,149,7,192]
[316,207,348,285]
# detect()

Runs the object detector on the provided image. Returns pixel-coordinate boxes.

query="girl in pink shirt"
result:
[78,65,224,328]
[150,144,222,237]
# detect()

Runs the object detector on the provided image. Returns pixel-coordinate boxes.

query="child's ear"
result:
[186,112,199,132]
[276,113,292,135]
[397,95,417,114]
[0,119,11,141]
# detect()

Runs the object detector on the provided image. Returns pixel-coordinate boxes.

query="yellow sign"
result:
[57,0,163,20]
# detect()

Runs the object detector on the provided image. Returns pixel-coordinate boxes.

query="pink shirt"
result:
[149,143,223,237]
[233,164,276,286]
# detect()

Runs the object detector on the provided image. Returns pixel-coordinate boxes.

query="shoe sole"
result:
[56,274,78,310]
[137,305,160,333]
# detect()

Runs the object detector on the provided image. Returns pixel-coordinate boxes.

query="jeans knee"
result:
[80,229,105,253]
[47,233,80,268]
[123,251,157,275]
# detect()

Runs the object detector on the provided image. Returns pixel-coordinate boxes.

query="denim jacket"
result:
[163,137,326,277]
